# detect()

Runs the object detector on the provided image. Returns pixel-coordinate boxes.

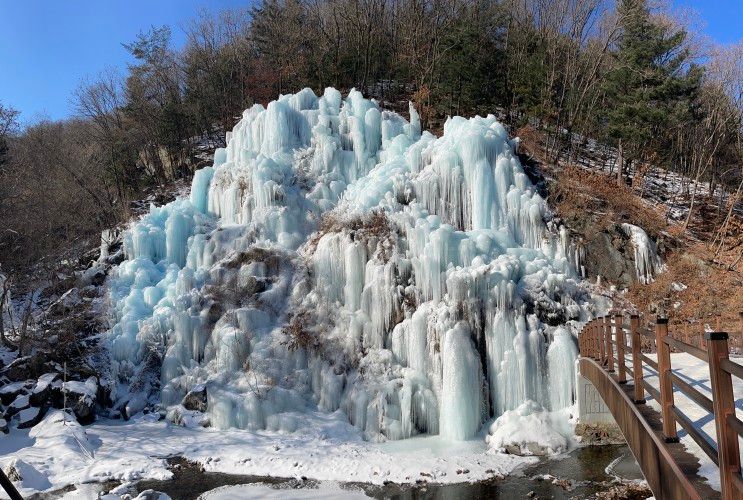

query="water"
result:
[132,445,649,499]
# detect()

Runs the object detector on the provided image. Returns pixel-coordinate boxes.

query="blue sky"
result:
[1,0,741,124]
[0,0,250,124]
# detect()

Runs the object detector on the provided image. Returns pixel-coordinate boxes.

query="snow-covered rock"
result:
[0,380,30,405]
[63,377,98,424]
[182,384,207,412]
[486,400,573,456]
[29,372,59,406]
[17,405,47,429]
[3,458,52,492]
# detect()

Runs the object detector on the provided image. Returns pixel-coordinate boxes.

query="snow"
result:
[486,400,575,456]
[0,410,535,497]
[100,86,589,462]
[200,482,366,499]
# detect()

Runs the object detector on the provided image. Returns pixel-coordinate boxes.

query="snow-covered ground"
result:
[632,352,743,492]
[0,408,537,498]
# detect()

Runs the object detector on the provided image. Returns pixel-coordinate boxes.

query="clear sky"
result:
[0,0,250,125]
[1,0,741,125]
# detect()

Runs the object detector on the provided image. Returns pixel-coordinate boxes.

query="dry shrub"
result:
[626,244,743,347]
[550,165,668,239]
[282,310,317,352]
[308,209,396,261]
[319,209,391,240]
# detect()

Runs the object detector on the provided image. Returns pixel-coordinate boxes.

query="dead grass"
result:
[282,310,318,352]
[518,124,743,346]
[550,164,669,240]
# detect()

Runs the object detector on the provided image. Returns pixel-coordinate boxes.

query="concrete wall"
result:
[576,359,617,425]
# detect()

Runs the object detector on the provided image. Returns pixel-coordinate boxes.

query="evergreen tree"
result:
[602,0,701,182]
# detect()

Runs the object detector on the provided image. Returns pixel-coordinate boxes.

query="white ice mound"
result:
[621,223,663,284]
[486,400,572,456]
[105,87,588,442]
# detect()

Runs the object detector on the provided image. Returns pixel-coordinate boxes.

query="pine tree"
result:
[602,0,701,184]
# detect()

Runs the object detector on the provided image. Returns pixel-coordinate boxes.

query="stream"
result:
[130,445,650,499]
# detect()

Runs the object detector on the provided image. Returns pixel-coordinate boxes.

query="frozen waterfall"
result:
[105,87,588,443]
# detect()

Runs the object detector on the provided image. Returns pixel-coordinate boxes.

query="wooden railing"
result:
[579,312,743,500]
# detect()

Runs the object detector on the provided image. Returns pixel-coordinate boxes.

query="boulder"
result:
[3,458,52,491]
[17,406,48,429]
[182,384,207,412]
[0,380,30,406]
[29,373,60,406]
[3,394,30,419]
[2,353,51,381]
[63,377,98,425]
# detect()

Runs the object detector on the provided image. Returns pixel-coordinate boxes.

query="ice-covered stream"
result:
[105,87,589,444]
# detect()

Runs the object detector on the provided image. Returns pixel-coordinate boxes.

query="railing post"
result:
[631,314,645,403]
[616,312,627,383]
[707,331,741,500]
[605,315,615,372]
[598,317,606,362]
[656,317,678,442]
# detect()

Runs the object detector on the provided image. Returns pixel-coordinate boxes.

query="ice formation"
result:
[105,88,589,442]
[621,223,663,284]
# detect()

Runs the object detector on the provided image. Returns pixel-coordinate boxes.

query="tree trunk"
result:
[616,140,624,186]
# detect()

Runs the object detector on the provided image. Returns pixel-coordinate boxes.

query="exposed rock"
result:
[49,379,65,408]
[63,377,98,425]
[29,373,60,406]
[0,418,7,434]
[583,226,636,288]
[2,353,52,381]
[574,422,626,445]
[182,384,207,412]
[3,394,30,419]
[0,380,31,405]
[17,405,48,429]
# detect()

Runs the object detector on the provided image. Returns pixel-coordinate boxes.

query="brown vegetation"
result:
[550,164,669,240]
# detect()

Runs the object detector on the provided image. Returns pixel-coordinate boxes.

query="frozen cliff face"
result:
[106,87,588,442]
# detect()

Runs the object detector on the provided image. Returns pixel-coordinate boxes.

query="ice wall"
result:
[105,88,588,443]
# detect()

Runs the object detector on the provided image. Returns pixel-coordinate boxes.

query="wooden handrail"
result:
[577,311,743,498]
[707,332,741,500]
[664,335,708,361]
[605,315,615,372]
[616,313,627,383]
[671,405,719,465]
[631,314,645,403]
[640,353,659,371]
[670,372,714,413]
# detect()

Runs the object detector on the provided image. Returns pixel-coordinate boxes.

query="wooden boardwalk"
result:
[579,313,743,500]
